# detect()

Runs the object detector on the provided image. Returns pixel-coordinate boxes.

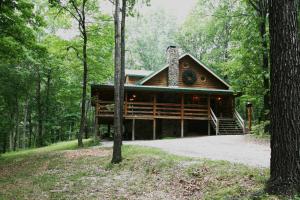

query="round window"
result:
[200,75,206,82]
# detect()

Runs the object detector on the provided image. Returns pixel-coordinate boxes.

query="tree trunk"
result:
[78,7,88,148]
[36,67,43,147]
[22,97,29,149]
[84,99,90,139]
[44,69,52,140]
[13,97,19,151]
[28,108,32,147]
[249,0,270,128]
[119,0,126,141]
[267,0,300,195]
[112,0,122,164]
[258,1,270,129]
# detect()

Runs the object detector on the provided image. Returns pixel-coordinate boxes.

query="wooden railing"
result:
[96,100,209,120]
[234,110,246,134]
[210,108,219,135]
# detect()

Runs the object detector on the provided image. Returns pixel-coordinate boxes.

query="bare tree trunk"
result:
[78,0,88,148]
[84,99,90,139]
[36,67,43,147]
[13,97,19,151]
[267,0,300,195]
[22,97,29,149]
[28,108,32,147]
[112,0,122,164]
[119,0,127,141]
[44,69,52,139]
[249,0,270,129]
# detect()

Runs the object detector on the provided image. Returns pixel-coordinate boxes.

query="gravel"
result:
[102,135,270,168]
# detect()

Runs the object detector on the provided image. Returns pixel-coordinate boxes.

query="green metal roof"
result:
[91,84,234,95]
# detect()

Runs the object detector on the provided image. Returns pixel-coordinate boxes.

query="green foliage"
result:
[176,0,266,121]
[126,8,178,70]
[251,121,270,137]
[0,0,114,153]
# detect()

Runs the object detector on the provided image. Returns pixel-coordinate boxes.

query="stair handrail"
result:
[210,108,219,135]
[234,110,246,134]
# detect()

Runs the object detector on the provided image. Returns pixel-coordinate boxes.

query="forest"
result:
[1,0,300,198]
[0,0,271,153]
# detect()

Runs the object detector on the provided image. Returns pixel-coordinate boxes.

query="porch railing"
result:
[96,100,209,120]
[234,109,246,134]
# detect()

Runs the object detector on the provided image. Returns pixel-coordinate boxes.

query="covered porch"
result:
[92,84,245,140]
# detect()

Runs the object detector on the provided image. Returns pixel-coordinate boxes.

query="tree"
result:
[126,8,177,70]
[267,0,300,195]
[248,0,270,129]
[50,0,97,147]
[112,0,123,163]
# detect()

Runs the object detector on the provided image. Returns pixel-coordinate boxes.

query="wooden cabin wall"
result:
[178,56,228,90]
[143,56,229,90]
[144,69,168,86]
[126,76,144,84]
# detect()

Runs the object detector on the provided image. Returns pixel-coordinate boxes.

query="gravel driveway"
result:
[102,135,270,168]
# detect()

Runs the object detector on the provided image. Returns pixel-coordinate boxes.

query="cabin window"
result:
[200,75,206,82]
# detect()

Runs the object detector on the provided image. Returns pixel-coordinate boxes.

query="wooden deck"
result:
[96,100,210,120]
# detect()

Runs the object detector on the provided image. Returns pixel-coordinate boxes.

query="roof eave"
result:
[91,84,234,95]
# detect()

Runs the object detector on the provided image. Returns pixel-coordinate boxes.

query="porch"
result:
[94,90,245,139]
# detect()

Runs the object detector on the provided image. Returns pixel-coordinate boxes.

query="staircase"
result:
[218,119,244,135]
[210,108,246,135]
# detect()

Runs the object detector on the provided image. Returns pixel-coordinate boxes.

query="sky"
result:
[101,0,197,24]
[57,0,197,39]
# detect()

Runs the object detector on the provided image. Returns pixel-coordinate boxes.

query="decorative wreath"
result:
[182,69,197,85]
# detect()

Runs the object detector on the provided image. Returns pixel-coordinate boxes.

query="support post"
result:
[246,102,253,132]
[132,119,135,141]
[125,92,128,116]
[216,119,219,135]
[208,95,211,136]
[181,119,184,138]
[153,119,156,140]
[208,121,211,136]
[180,94,184,138]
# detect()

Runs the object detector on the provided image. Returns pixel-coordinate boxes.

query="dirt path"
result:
[102,135,270,168]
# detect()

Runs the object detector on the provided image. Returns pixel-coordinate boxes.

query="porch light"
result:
[129,94,136,102]
[217,97,222,101]
[192,95,200,103]
[192,95,199,101]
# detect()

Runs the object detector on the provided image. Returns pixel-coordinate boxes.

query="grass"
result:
[0,139,94,160]
[0,140,298,200]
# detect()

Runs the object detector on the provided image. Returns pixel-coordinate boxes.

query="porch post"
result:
[153,94,157,140]
[132,119,135,141]
[125,92,128,116]
[208,95,211,136]
[181,94,184,138]
[153,119,156,140]
[181,119,184,138]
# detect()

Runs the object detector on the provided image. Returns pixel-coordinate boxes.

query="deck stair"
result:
[218,119,244,135]
[210,108,246,135]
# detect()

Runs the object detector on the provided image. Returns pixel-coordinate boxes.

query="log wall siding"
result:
[144,69,168,86]
[143,56,228,90]
[126,76,144,84]
[178,57,228,90]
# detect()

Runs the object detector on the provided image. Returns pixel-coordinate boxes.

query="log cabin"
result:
[91,46,246,140]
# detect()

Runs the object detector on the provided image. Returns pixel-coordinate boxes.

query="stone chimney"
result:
[167,46,179,87]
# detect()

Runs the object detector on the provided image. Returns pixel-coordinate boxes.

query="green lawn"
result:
[0,140,298,200]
